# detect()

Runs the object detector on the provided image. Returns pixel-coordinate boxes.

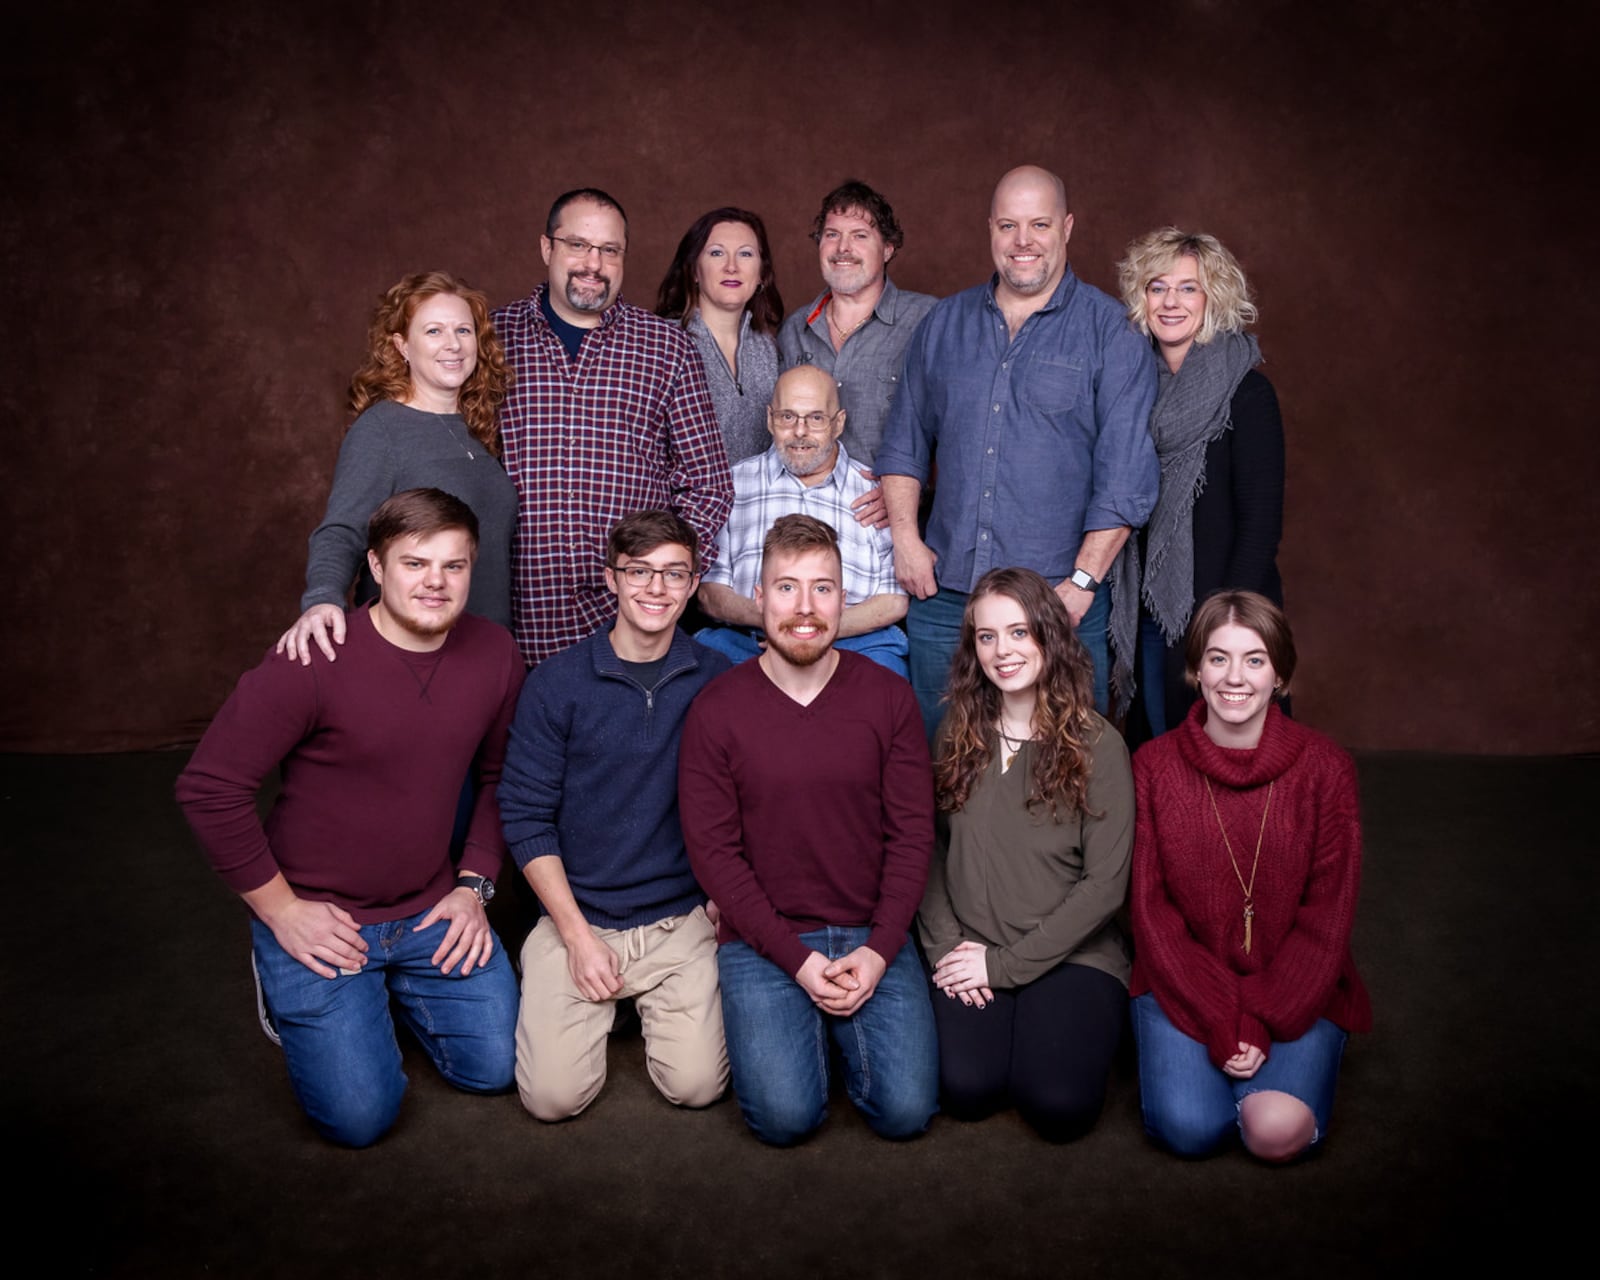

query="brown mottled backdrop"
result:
[5,0,1593,753]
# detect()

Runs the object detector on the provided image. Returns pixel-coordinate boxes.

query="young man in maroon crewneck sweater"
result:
[177,488,524,1147]
[680,513,938,1146]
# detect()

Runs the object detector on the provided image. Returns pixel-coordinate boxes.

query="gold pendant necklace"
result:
[996,718,1033,772]
[1204,778,1274,955]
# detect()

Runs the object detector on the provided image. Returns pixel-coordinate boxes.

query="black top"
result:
[1163,369,1286,717]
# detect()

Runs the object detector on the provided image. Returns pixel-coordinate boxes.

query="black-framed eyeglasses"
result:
[612,564,693,588]
[550,235,625,261]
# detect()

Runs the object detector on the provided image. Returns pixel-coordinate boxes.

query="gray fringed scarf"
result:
[1107,331,1260,719]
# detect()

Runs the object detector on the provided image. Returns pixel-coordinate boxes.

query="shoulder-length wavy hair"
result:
[935,567,1099,820]
[1116,227,1258,347]
[348,271,509,455]
[654,207,784,334]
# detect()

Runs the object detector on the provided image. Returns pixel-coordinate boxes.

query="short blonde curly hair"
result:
[1117,227,1258,347]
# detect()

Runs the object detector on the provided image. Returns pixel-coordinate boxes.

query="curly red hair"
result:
[348,271,509,455]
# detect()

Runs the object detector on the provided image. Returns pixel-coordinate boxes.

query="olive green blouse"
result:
[918,714,1134,989]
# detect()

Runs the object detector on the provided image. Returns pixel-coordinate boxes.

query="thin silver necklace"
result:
[432,412,475,460]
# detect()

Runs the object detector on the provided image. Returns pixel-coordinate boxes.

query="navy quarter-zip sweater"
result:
[499,625,732,929]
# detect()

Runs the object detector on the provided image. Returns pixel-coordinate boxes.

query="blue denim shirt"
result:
[875,267,1159,592]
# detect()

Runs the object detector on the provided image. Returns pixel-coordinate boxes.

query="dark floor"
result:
[3,751,1593,1277]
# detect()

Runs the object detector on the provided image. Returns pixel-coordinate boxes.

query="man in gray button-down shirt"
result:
[777,180,937,472]
[876,165,1160,735]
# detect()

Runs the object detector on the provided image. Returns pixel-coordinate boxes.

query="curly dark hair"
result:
[808,180,905,254]
[934,568,1099,820]
[654,207,784,333]
[347,271,508,456]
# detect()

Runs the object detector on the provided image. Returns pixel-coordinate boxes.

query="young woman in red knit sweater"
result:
[1130,591,1370,1160]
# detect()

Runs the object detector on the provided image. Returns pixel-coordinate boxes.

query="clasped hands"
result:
[796,946,887,1016]
[1222,1042,1266,1079]
[932,940,994,1008]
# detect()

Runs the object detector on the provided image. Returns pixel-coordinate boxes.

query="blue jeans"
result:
[717,928,938,1146]
[1130,993,1347,1158]
[695,625,910,678]
[907,585,1110,740]
[251,909,518,1147]
[1138,611,1170,738]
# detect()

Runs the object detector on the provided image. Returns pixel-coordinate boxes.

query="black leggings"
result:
[929,960,1124,1142]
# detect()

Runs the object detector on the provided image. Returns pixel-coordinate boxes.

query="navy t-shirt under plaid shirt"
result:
[492,286,734,666]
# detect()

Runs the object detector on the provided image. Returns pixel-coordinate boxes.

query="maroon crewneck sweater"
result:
[1130,703,1372,1069]
[177,608,525,924]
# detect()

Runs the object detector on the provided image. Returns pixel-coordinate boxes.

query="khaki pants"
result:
[515,906,727,1120]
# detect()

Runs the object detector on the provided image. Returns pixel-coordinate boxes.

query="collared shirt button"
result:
[992,404,1000,412]
[980,532,989,541]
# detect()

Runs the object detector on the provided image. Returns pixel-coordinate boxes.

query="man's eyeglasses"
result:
[612,564,693,587]
[771,409,840,429]
[550,235,625,261]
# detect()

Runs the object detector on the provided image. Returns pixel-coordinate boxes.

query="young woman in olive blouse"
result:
[918,567,1134,1141]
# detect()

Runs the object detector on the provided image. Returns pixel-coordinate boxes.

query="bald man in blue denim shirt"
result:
[876,165,1159,734]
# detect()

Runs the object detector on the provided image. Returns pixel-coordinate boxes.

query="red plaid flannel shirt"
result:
[492,288,733,665]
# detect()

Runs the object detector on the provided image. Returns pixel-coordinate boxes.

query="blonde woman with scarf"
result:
[1110,230,1284,739]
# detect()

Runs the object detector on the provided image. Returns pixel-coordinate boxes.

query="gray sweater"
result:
[685,310,779,464]
[301,400,519,628]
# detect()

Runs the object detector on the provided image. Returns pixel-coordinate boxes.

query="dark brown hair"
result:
[654,207,784,334]
[366,487,479,561]
[607,509,699,567]
[347,271,509,455]
[935,568,1098,819]
[545,187,628,241]
[809,180,906,256]
[1184,590,1297,696]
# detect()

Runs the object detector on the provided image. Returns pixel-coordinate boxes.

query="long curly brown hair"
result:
[934,568,1099,820]
[348,271,509,455]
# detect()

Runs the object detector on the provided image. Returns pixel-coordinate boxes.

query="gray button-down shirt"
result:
[875,267,1159,592]
[777,277,937,468]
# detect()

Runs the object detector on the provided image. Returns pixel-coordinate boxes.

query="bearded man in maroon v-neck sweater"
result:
[679,513,938,1146]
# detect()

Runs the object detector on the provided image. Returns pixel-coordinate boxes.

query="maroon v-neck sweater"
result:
[679,652,934,977]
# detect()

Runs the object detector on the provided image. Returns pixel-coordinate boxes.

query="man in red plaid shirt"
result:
[493,188,734,666]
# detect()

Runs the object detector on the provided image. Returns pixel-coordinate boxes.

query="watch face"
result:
[478,878,496,904]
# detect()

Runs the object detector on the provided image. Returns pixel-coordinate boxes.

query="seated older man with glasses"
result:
[695,365,909,676]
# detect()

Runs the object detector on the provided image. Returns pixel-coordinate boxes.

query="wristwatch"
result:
[1068,567,1100,592]
[456,873,496,905]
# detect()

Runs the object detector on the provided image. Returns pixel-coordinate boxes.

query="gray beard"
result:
[779,444,837,479]
[565,275,612,313]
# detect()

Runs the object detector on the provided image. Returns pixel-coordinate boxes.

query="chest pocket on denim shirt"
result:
[1021,354,1086,417]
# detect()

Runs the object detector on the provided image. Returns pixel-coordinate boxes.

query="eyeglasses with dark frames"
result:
[550,235,625,261]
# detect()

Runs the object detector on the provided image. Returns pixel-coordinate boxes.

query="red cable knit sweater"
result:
[1130,702,1371,1069]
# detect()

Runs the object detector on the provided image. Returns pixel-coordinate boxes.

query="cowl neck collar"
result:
[1174,701,1308,789]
